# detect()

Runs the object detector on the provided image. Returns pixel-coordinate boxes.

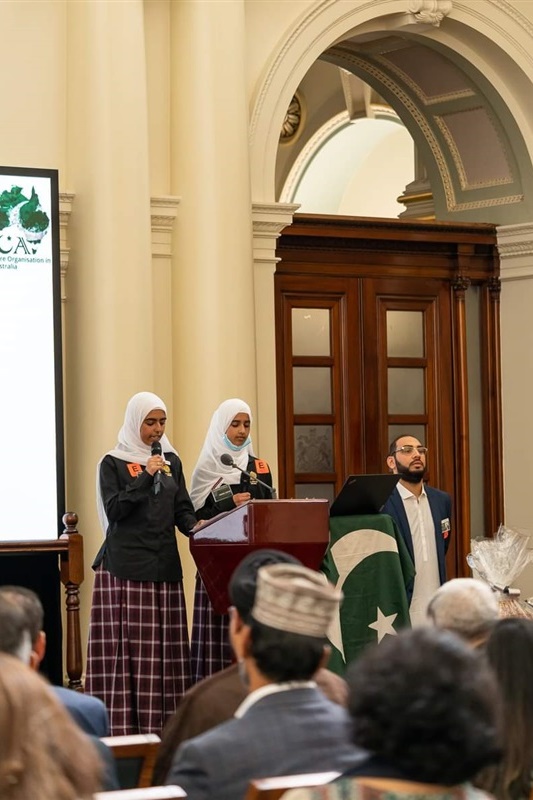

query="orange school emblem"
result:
[127,463,143,477]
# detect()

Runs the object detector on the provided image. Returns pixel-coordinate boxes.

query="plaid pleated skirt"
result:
[190,574,233,683]
[85,567,192,735]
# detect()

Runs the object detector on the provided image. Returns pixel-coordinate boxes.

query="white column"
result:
[169,0,256,465]
[65,1,153,628]
[252,203,300,482]
[151,195,180,413]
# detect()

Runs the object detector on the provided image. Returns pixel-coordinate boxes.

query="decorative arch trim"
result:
[249,0,533,204]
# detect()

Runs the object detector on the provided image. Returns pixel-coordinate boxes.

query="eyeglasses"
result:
[393,445,428,456]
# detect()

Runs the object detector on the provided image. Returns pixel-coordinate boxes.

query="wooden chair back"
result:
[245,772,341,800]
[94,787,186,799]
[100,734,162,789]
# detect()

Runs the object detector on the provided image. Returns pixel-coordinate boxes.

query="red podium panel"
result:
[189,499,329,614]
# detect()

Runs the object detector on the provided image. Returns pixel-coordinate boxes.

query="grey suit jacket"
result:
[166,687,364,800]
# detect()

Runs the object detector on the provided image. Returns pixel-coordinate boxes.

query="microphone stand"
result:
[221,455,277,498]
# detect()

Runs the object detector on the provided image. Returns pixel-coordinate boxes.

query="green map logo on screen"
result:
[0,185,50,256]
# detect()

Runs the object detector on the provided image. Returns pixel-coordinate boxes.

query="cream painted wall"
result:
[500,287,530,474]
[145,0,171,194]
[289,119,414,217]
[244,1,312,104]
[0,1,66,173]
[501,270,533,598]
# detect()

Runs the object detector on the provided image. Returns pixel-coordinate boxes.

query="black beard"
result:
[395,459,425,485]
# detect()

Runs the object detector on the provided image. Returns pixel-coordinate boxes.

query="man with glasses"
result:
[382,435,452,627]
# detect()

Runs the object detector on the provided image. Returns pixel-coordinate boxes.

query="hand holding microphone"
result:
[150,440,163,495]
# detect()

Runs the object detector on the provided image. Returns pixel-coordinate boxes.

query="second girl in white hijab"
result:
[189,398,274,681]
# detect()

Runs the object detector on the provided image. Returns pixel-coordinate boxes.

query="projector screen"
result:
[0,167,64,541]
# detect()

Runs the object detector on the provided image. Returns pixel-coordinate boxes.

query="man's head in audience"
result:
[427,577,499,648]
[0,585,46,669]
[346,627,502,785]
[228,553,342,691]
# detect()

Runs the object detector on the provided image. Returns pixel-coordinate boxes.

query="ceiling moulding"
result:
[280,111,350,204]
[435,108,514,191]
[279,92,305,145]
[339,69,390,120]
[323,45,524,213]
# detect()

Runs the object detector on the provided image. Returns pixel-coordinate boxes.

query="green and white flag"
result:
[322,514,415,675]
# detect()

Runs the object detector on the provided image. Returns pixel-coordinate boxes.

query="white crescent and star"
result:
[325,528,401,659]
[368,607,398,643]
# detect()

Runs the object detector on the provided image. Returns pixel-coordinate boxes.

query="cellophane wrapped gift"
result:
[468,525,533,618]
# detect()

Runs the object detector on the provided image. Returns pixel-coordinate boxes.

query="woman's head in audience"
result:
[346,627,502,785]
[475,617,533,800]
[0,653,102,799]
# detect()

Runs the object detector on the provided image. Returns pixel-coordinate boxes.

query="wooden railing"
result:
[0,511,84,689]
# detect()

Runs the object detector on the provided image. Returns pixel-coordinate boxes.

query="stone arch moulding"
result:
[249,0,533,207]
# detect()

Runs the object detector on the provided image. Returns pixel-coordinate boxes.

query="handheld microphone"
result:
[151,440,162,495]
[220,453,277,497]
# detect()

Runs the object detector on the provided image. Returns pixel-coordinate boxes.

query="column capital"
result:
[150,195,181,259]
[59,192,75,303]
[252,202,300,266]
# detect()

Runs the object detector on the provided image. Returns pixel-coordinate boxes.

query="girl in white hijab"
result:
[189,398,274,682]
[86,392,198,735]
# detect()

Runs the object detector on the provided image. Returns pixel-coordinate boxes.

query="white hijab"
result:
[96,391,179,534]
[190,398,254,511]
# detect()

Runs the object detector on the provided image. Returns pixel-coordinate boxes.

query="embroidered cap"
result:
[251,563,342,638]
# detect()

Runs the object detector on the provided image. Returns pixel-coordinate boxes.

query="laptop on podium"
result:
[329,474,400,518]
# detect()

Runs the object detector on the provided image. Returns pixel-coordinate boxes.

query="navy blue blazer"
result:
[382,484,452,599]
[53,686,110,737]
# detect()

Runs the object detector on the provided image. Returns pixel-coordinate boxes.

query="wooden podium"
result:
[189,499,330,614]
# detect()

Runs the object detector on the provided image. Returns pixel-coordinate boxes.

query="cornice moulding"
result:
[150,196,180,260]
[59,191,75,303]
[252,203,300,267]
[497,222,533,280]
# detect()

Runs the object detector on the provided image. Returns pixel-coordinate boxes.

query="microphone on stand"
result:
[220,453,277,498]
[151,440,162,495]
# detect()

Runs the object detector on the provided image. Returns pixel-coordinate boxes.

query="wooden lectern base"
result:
[190,499,329,614]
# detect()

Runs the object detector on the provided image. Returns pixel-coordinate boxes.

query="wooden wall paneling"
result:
[274,276,292,498]
[340,278,364,478]
[360,278,383,473]
[452,265,472,577]
[480,273,504,536]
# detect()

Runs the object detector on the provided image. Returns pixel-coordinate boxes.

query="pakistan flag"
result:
[322,514,415,675]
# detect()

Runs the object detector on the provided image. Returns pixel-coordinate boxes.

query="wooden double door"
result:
[275,215,502,578]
